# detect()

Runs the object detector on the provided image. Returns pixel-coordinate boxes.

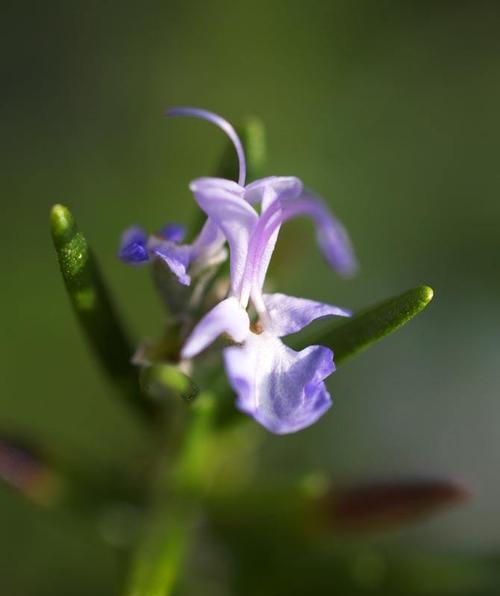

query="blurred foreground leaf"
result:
[0,434,63,507]
[317,477,470,533]
[50,204,154,420]
[296,286,434,365]
[0,430,143,523]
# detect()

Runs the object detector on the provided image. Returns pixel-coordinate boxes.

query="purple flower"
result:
[118,217,226,286]
[170,108,357,434]
[119,106,251,286]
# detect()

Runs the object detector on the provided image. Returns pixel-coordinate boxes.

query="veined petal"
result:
[244,176,303,209]
[242,177,303,299]
[181,296,250,359]
[191,176,243,196]
[190,177,258,295]
[118,226,149,265]
[224,332,334,434]
[245,203,283,301]
[263,293,351,337]
[150,241,192,286]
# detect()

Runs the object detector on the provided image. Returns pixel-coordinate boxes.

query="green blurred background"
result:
[1,1,500,594]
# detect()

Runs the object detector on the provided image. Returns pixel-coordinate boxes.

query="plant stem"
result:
[123,393,215,596]
[124,499,196,596]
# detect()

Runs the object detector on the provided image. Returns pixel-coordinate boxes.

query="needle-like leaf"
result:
[50,204,155,420]
[292,286,434,365]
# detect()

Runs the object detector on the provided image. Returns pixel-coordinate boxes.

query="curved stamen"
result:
[166,107,247,187]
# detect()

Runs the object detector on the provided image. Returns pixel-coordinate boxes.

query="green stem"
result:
[124,499,196,596]
[123,393,215,596]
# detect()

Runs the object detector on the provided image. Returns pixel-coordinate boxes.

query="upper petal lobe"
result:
[190,178,257,295]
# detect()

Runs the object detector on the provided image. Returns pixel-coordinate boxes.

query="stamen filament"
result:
[166,107,247,187]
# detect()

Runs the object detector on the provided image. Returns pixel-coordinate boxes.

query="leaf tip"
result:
[419,285,434,306]
[50,204,76,245]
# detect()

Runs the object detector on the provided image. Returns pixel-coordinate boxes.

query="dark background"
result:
[1,1,499,594]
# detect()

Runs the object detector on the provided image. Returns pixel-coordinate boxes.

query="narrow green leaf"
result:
[297,286,434,365]
[50,204,155,420]
[140,364,199,404]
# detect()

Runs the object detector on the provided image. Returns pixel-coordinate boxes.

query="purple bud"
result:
[118,226,149,265]
[160,223,186,244]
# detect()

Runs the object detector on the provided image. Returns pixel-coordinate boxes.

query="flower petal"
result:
[244,176,303,208]
[263,293,351,337]
[181,296,250,359]
[150,242,192,286]
[283,191,357,276]
[224,332,334,434]
[243,178,303,299]
[190,218,227,274]
[245,188,357,289]
[118,226,149,265]
[190,178,258,295]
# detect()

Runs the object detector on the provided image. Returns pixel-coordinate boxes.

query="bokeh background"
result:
[1,1,500,594]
